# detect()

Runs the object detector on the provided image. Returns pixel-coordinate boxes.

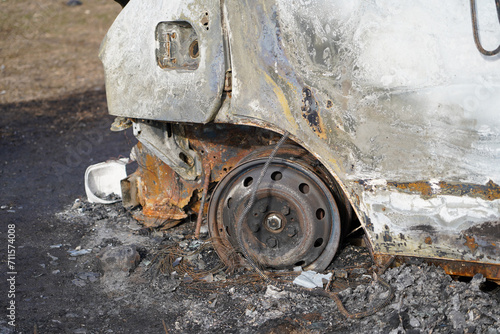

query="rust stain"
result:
[129,124,282,229]
[384,180,500,201]
[301,87,327,140]
[374,254,500,281]
[424,237,432,245]
[387,181,432,197]
[463,235,479,253]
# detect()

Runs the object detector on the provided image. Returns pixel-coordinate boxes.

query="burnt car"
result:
[98,0,500,280]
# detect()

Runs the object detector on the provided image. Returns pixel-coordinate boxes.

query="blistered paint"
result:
[361,182,500,263]
[220,0,500,267]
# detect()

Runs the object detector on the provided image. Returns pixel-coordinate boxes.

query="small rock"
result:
[77,272,100,282]
[98,245,140,273]
[214,274,227,282]
[409,316,420,328]
[71,199,82,210]
[71,279,86,287]
[351,268,367,275]
[52,270,60,275]
[172,257,182,267]
[201,273,214,283]
[245,305,257,317]
[466,325,476,334]
[68,249,91,257]
[47,253,58,261]
[265,285,288,299]
[449,310,465,329]
[127,221,142,231]
[335,269,348,279]
[469,273,485,291]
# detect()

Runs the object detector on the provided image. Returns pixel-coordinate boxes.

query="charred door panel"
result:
[222,0,500,266]
[100,0,225,123]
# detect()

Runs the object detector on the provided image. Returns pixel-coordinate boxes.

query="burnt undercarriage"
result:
[120,121,356,272]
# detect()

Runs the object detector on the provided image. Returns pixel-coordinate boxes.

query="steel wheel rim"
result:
[208,156,341,271]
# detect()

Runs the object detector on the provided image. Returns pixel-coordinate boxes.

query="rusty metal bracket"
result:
[133,121,201,180]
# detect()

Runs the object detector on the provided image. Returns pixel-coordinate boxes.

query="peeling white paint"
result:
[363,190,500,231]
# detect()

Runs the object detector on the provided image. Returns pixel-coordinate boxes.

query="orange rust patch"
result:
[386,180,500,201]
[386,181,433,197]
[424,237,432,245]
[374,254,500,281]
[463,235,479,253]
[129,124,282,229]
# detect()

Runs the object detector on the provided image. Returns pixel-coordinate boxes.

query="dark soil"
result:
[1,91,500,333]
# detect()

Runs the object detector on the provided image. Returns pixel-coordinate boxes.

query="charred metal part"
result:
[129,142,196,228]
[208,147,342,271]
[378,180,500,201]
[374,254,500,282]
[133,121,201,181]
[126,123,284,228]
[194,163,211,239]
[100,0,225,123]
[156,22,200,70]
[102,0,500,280]
[110,117,132,132]
[470,0,500,56]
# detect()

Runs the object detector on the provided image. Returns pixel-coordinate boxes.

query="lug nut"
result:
[266,214,282,230]
[266,237,277,248]
[281,205,290,215]
[287,227,297,238]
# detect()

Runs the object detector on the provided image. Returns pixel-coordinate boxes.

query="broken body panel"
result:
[101,0,500,279]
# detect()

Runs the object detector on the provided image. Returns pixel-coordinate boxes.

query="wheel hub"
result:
[265,214,282,231]
[208,154,341,271]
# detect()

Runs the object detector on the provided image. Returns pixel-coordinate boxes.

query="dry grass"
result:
[0,0,121,104]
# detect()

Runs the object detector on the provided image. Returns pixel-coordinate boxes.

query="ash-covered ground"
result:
[8,200,499,333]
